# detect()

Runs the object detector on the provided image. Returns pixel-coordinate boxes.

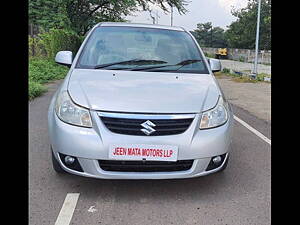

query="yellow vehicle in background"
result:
[215,48,228,59]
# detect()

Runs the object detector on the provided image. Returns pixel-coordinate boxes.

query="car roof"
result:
[97,22,186,32]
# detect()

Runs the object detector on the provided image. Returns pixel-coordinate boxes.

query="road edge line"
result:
[234,115,271,145]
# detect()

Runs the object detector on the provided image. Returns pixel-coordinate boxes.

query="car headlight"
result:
[199,95,228,129]
[55,91,92,127]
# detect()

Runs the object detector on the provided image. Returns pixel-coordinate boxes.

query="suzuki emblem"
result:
[140,120,156,135]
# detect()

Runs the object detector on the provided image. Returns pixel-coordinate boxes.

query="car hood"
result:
[68,69,221,113]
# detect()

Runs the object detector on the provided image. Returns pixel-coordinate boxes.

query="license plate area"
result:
[109,144,178,162]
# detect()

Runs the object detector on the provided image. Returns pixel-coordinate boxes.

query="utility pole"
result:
[149,10,155,24]
[252,0,262,78]
[210,24,213,47]
[171,4,173,26]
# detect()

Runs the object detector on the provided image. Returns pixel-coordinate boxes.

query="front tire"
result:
[51,148,65,173]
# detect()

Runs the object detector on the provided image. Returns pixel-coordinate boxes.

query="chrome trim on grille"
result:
[97,112,196,120]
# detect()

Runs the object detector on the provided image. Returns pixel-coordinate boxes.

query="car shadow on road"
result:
[53,137,257,205]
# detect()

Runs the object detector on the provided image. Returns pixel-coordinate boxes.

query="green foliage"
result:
[238,56,245,62]
[29,36,34,56]
[231,76,258,83]
[29,58,69,99]
[218,69,271,83]
[203,52,215,58]
[29,58,69,83]
[38,29,82,59]
[192,22,227,48]
[211,27,228,48]
[222,68,230,74]
[138,0,188,13]
[29,0,71,31]
[29,35,36,57]
[65,0,188,35]
[64,0,136,35]
[225,0,271,50]
[29,35,47,57]
[29,0,188,35]
[29,80,46,100]
[29,29,83,59]
[256,73,271,81]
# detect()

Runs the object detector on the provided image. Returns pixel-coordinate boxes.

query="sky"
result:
[126,0,249,31]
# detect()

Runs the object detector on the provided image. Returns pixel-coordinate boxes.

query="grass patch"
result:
[29,57,69,100]
[213,72,223,77]
[222,68,230,74]
[29,80,47,100]
[216,68,271,83]
[242,69,251,73]
[29,57,68,83]
[238,56,246,62]
[231,76,258,83]
[204,52,215,58]
[256,73,271,82]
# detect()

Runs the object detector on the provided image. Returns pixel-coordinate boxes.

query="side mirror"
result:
[208,58,222,72]
[55,51,73,67]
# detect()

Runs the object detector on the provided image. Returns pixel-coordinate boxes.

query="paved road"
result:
[29,80,271,225]
[216,76,271,122]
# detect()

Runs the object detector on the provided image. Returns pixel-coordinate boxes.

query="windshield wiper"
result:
[94,59,167,69]
[129,59,202,71]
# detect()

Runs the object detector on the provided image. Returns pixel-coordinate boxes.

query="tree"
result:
[192,22,227,48]
[64,0,137,35]
[211,27,227,48]
[29,0,71,32]
[29,0,188,35]
[193,22,212,47]
[225,0,271,50]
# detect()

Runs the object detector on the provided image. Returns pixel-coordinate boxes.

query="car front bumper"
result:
[48,103,234,179]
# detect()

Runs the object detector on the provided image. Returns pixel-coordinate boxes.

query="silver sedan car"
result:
[48,22,234,179]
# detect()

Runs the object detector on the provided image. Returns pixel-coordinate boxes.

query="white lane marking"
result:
[88,206,97,213]
[55,193,80,225]
[234,115,271,145]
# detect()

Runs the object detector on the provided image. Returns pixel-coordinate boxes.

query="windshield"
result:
[77,26,208,73]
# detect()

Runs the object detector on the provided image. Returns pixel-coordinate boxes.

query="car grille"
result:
[98,160,194,172]
[99,116,194,136]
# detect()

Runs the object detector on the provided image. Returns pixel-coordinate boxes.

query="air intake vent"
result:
[98,160,194,172]
[100,116,194,136]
